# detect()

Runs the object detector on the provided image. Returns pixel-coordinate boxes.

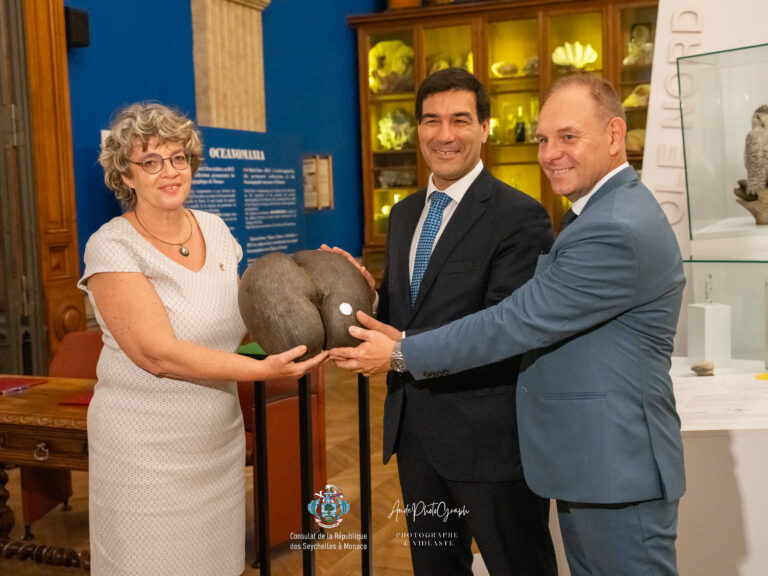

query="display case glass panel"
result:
[367,31,415,96]
[487,18,541,199]
[683,260,768,362]
[370,99,417,153]
[490,164,542,201]
[546,10,602,216]
[373,187,414,237]
[488,18,539,83]
[424,24,473,75]
[370,98,418,238]
[678,43,768,249]
[619,6,657,170]
[548,12,603,81]
[366,30,418,243]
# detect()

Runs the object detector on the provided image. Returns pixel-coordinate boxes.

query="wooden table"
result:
[0,375,93,569]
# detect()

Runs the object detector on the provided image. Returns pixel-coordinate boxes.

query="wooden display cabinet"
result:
[349,0,658,282]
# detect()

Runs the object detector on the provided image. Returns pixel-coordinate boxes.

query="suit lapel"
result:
[409,171,492,319]
[582,166,638,212]
[554,166,638,248]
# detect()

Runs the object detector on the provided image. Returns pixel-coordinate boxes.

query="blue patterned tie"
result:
[410,191,452,307]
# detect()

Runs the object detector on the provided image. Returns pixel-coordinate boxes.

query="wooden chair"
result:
[20,328,103,538]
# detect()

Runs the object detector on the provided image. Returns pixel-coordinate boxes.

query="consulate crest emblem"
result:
[307,484,350,529]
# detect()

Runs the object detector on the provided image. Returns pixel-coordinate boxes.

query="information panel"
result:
[188,127,303,274]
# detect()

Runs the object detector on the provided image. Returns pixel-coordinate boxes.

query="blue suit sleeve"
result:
[402,219,641,379]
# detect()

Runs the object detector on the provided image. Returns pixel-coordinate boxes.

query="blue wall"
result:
[262,2,381,252]
[66,0,383,267]
[65,0,197,266]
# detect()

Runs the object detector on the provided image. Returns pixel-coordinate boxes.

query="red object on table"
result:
[0,377,47,395]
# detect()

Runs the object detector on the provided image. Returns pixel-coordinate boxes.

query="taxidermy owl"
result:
[739,104,768,201]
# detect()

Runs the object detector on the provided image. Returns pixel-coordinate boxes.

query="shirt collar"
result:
[570,162,629,215]
[426,160,484,204]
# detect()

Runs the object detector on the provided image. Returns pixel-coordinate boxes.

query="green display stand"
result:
[238,341,266,357]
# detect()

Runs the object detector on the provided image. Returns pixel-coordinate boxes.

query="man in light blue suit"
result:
[332,74,686,575]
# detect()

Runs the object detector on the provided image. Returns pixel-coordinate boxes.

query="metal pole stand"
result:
[251,370,373,576]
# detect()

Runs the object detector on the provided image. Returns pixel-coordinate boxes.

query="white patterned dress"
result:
[78,210,247,576]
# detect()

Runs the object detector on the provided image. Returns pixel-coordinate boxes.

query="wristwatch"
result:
[390,341,408,373]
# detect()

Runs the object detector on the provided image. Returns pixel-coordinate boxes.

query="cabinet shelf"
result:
[488,75,540,94]
[552,67,604,77]
[620,64,652,84]
[373,165,417,172]
[369,92,415,103]
[372,150,417,164]
[490,142,538,149]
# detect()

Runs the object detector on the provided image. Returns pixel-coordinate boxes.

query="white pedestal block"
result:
[764,282,768,369]
[687,303,731,367]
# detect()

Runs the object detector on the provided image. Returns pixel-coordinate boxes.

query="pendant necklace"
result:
[134,209,193,257]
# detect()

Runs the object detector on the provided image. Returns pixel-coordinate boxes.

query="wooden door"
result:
[0,0,84,371]
[0,0,46,374]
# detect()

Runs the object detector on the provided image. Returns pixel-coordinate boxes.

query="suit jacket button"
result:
[520,386,528,393]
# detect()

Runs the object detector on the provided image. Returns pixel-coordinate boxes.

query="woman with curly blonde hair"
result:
[79,102,326,575]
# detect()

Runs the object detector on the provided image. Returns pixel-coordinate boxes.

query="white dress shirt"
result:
[408,160,484,282]
[569,162,630,215]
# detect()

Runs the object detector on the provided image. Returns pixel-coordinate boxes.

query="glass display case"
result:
[424,23,473,75]
[619,5,657,174]
[677,43,768,365]
[487,17,542,201]
[682,260,768,363]
[548,11,603,79]
[678,42,768,259]
[545,9,603,214]
[350,1,659,282]
[367,30,419,239]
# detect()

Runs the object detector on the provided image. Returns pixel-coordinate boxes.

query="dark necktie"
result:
[560,208,578,232]
[410,191,451,308]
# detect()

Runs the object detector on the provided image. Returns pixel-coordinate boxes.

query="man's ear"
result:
[607,117,627,155]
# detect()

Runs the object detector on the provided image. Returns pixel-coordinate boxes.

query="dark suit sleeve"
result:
[402,218,642,379]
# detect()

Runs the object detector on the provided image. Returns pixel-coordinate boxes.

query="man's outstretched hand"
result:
[330,311,402,376]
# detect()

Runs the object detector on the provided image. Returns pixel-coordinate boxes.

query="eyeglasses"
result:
[130,151,192,174]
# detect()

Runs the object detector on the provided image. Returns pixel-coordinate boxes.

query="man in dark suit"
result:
[328,68,556,575]
[333,73,686,576]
